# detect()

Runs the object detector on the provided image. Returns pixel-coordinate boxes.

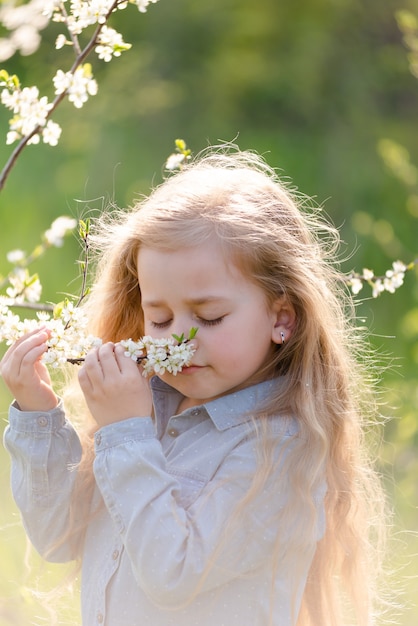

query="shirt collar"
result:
[150,376,285,435]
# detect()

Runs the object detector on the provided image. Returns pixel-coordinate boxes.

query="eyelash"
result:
[150,321,171,329]
[199,316,224,326]
[150,316,224,329]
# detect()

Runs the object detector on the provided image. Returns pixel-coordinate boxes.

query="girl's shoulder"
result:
[202,379,299,440]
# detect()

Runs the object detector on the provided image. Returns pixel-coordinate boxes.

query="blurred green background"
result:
[0,0,417,624]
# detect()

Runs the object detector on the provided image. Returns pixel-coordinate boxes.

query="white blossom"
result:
[55,33,68,50]
[362,268,374,281]
[1,87,17,110]
[0,0,50,61]
[37,311,51,322]
[372,279,385,298]
[121,337,146,361]
[42,0,63,20]
[1,84,55,144]
[6,249,26,264]
[43,216,77,247]
[0,306,37,345]
[42,119,62,146]
[383,260,406,294]
[393,260,407,273]
[95,25,131,62]
[121,335,195,376]
[6,130,20,144]
[165,152,186,171]
[165,342,193,374]
[348,261,410,298]
[1,296,195,375]
[24,278,42,303]
[134,0,160,13]
[38,310,102,367]
[5,268,42,303]
[348,277,363,295]
[1,0,160,149]
[65,0,115,34]
[53,65,98,108]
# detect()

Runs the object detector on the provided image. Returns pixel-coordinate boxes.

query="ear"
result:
[270,297,296,345]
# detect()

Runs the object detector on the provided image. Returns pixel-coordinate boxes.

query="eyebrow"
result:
[142,296,229,308]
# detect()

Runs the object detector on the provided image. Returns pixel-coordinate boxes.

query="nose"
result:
[169,317,198,345]
[172,327,199,346]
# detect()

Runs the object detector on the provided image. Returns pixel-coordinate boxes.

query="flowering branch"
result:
[0,292,197,375]
[73,218,91,311]
[0,215,78,305]
[0,0,159,190]
[0,211,197,375]
[67,329,198,377]
[165,139,192,171]
[346,259,418,298]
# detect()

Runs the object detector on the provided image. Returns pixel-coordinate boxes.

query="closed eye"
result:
[149,320,172,329]
[196,316,225,326]
[150,316,225,329]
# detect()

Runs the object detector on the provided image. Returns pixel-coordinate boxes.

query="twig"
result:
[66,354,148,365]
[6,301,55,312]
[0,0,122,190]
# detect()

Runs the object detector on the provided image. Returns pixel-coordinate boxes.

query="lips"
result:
[180,364,203,374]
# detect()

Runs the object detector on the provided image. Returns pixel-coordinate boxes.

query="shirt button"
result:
[95,434,102,446]
[191,409,200,416]
[168,428,179,437]
[97,612,104,623]
[112,549,119,560]
[37,416,48,427]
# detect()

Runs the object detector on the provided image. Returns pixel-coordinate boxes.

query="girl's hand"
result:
[0,327,58,412]
[78,342,153,428]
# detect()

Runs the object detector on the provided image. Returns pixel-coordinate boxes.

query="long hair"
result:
[68,146,388,625]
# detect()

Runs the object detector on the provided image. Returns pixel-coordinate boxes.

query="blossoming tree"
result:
[0,0,199,372]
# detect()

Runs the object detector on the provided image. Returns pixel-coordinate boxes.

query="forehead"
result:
[137,241,254,304]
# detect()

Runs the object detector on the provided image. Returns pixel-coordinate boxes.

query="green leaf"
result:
[25,272,39,287]
[31,244,45,259]
[396,10,418,32]
[0,69,9,84]
[175,138,187,152]
[79,218,90,238]
[172,327,198,343]
[53,300,65,319]
[0,70,20,89]
[113,43,132,53]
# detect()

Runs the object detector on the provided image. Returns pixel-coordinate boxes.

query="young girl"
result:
[1,148,387,626]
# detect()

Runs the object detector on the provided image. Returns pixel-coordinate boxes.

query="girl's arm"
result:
[3,401,86,562]
[1,329,86,561]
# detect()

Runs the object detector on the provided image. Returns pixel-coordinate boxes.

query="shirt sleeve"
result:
[3,401,85,562]
[93,417,326,608]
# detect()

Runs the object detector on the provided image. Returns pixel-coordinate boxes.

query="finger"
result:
[0,327,44,363]
[79,343,118,391]
[77,365,92,395]
[114,343,138,373]
[1,329,50,377]
[97,343,121,378]
[78,347,102,392]
[18,341,49,373]
[5,326,49,355]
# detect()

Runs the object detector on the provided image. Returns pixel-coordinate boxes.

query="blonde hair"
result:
[68,146,388,625]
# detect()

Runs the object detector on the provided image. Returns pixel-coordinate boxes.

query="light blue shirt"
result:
[4,377,326,626]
